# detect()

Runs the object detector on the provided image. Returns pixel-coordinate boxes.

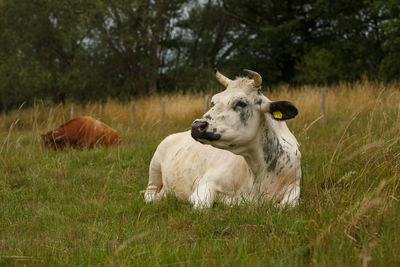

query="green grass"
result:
[1,103,400,266]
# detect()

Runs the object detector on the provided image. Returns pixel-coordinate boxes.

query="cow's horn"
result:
[215,68,231,87]
[243,69,262,88]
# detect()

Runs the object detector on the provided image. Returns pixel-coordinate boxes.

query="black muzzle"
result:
[191,120,221,141]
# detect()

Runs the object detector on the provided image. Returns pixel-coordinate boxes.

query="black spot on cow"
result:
[203,114,212,120]
[217,115,226,121]
[276,165,285,175]
[262,126,284,172]
[254,98,262,106]
[232,98,253,126]
[240,109,253,126]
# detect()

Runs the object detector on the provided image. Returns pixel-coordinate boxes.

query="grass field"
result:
[1,81,400,266]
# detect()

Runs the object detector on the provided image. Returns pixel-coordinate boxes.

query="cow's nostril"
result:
[192,120,208,133]
[198,123,207,132]
[197,121,208,132]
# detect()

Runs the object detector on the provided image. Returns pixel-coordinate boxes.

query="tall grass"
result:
[0,81,399,266]
[0,93,207,132]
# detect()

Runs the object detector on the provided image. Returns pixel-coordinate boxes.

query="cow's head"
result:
[191,69,298,152]
[40,131,66,150]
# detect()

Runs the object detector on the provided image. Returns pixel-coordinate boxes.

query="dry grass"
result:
[2,80,399,132]
[0,93,207,133]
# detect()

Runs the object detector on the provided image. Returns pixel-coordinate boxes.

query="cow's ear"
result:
[268,101,298,121]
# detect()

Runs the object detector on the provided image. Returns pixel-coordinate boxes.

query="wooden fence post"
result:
[98,103,103,121]
[48,107,53,129]
[161,98,165,122]
[204,94,209,113]
[131,102,135,126]
[321,87,326,124]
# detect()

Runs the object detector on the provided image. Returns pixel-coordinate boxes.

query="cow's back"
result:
[69,117,120,147]
[61,116,99,147]
[153,131,253,201]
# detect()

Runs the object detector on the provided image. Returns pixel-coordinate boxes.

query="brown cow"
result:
[40,116,121,150]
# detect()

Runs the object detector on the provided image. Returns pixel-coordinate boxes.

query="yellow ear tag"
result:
[273,111,283,119]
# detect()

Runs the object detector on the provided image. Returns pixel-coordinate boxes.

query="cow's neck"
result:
[241,115,282,185]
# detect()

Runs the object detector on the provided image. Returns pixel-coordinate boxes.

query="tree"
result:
[378,1,400,81]
[161,0,243,91]
[86,0,189,96]
[1,0,400,110]
[0,0,95,107]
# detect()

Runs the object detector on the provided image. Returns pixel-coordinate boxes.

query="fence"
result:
[0,93,328,130]
[0,94,213,130]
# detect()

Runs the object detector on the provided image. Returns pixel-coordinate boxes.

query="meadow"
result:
[1,81,399,266]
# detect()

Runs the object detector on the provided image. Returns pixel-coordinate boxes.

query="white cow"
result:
[144,69,301,208]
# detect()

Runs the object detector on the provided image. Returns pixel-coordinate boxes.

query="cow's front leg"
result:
[279,183,300,208]
[189,181,216,209]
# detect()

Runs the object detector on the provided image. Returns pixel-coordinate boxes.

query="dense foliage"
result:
[0,0,399,110]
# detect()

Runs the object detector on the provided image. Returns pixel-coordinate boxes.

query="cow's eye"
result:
[210,102,215,107]
[235,101,247,108]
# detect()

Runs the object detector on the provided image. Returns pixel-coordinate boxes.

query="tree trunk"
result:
[149,34,159,94]
[148,2,163,94]
[53,90,66,106]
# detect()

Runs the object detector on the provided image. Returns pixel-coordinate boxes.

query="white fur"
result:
[144,132,253,207]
